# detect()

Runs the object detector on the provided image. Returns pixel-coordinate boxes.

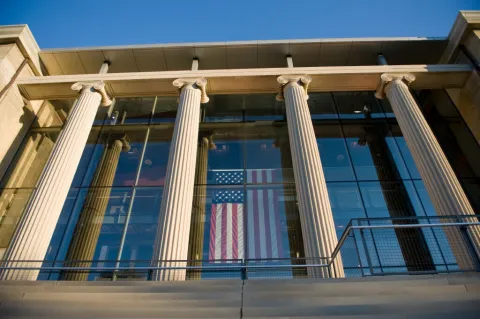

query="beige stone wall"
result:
[0,43,45,259]
[446,29,480,144]
[0,43,41,180]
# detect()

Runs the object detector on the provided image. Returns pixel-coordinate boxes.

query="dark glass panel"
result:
[314,124,355,182]
[343,124,408,181]
[462,179,480,213]
[152,97,177,123]
[137,127,173,186]
[204,94,243,123]
[1,130,60,188]
[107,97,155,125]
[244,94,284,121]
[309,93,338,119]
[333,92,384,119]
[417,90,460,118]
[119,187,162,263]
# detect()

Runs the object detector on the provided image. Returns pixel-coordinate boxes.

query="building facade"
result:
[0,11,479,282]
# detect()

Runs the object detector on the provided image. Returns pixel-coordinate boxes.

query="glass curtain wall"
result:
[0,89,478,280]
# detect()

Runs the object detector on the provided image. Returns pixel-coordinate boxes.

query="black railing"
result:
[1,215,479,280]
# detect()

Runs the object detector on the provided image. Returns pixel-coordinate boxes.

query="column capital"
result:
[276,75,312,101]
[71,81,112,106]
[173,77,209,103]
[374,73,416,99]
[109,133,131,152]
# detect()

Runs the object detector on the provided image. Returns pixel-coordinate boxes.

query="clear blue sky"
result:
[1,0,479,48]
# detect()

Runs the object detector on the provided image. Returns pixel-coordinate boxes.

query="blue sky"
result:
[1,0,479,48]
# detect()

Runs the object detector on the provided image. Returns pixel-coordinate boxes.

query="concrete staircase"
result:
[0,274,479,318]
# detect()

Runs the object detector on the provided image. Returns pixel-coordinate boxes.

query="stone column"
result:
[187,134,214,280]
[61,134,130,281]
[152,78,209,281]
[375,74,480,269]
[0,82,111,280]
[277,75,344,278]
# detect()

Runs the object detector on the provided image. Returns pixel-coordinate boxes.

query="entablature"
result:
[17,64,473,100]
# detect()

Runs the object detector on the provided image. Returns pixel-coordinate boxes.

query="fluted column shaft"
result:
[376,74,480,269]
[187,136,211,280]
[152,78,209,281]
[278,75,344,278]
[1,82,111,280]
[62,135,130,281]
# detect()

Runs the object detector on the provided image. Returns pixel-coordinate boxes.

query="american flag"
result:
[208,169,284,262]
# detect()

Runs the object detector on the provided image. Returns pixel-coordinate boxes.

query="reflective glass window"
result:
[137,127,173,186]
[333,92,384,119]
[244,124,290,184]
[152,97,177,123]
[107,97,155,125]
[0,130,60,188]
[0,188,33,257]
[309,93,338,119]
[82,127,147,187]
[204,95,243,123]
[119,187,162,263]
[314,124,355,182]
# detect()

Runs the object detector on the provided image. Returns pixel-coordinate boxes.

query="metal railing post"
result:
[359,228,375,275]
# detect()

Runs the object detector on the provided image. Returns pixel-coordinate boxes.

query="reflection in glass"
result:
[117,187,162,280]
[32,100,76,128]
[0,188,33,258]
[107,97,155,125]
[244,94,284,121]
[0,130,59,188]
[314,124,355,181]
[82,127,147,187]
[137,127,173,186]
[59,188,133,281]
[61,134,130,281]
[343,124,410,181]
[188,135,215,279]
[359,181,434,271]
[333,92,384,119]
[204,95,243,123]
[309,93,338,119]
[327,182,366,273]
[202,124,244,184]
[152,97,177,123]
[245,124,290,184]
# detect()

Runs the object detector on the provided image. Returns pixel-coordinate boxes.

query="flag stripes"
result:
[208,169,284,262]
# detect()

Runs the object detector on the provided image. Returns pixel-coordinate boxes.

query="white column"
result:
[152,78,209,281]
[375,73,480,269]
[0,82,111,280]
[277,75,344,278]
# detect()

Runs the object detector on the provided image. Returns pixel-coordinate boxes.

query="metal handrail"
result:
[1,219,479,274]
[328,221,480,268]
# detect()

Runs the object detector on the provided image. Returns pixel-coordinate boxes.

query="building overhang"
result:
[39,37,448,75]
[17,64,473,100]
